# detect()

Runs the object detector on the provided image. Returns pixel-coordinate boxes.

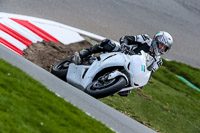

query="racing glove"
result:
[120,43,135,55]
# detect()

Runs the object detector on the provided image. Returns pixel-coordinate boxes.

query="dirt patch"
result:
[23,40,93,71]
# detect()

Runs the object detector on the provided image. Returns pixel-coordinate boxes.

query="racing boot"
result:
[118,90,131,97]
[71,44,102,65]
[79,39,116,58]
[71,52,82,65]
[71,39,116,64]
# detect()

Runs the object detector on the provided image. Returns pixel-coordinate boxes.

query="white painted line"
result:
[0,18,43,43]
[0,12,105,41]
[0,42,20,55]
[31,21,85,44]
[0,30,27,50]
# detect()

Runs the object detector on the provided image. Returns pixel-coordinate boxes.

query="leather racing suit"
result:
[79,34,163,73]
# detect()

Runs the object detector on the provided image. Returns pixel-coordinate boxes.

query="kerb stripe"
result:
[11,18,59,43]
[0,23,32,47]
[0,37,23,55]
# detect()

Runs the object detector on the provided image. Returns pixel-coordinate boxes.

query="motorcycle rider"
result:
[72,31,173,96]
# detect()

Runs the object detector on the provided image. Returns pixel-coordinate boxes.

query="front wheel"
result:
[85,75,127,98]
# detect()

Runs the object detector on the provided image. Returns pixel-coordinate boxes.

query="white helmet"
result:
[151,31,173,56]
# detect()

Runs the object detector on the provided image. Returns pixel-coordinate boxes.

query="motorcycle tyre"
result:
[85,76,127,98]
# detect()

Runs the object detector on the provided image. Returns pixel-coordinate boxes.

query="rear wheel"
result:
[51,57,71,80]
[85,73,127,98]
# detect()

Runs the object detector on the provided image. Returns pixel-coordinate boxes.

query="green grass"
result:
[101,59,200,133]
[0,58,114,133]
[162,59,200,88]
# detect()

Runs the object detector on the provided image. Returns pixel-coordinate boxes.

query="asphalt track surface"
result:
[0,44,156,133]
[1,0,200,68]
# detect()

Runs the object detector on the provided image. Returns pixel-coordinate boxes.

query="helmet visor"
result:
[157,42,169,54]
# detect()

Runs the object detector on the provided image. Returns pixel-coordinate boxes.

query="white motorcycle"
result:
[51,49,152,98]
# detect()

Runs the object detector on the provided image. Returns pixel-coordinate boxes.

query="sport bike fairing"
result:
[67,51,151,90]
